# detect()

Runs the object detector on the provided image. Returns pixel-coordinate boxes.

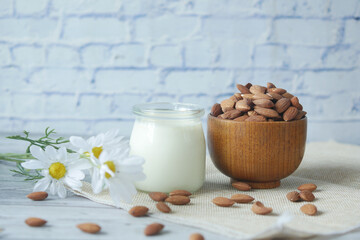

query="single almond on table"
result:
[128,206,149,217]
[251,201,273,215]
[245,115,266,122]
[234,115,249,121]
[286,191,300,202]
[212,197,235,207]
[236,84,251,94]
[250,85,267,94]
[189,233,205,240]
[267,82,276,89]
[231,194,254,203]
[253,99,274,108]
[298,183,317,192]
[165,196,190,205]
[149,192,168,202]
[299,190,315,202]
[26,192,48,201]
[156,202,171,213]
[254,107,280,118]
[232,182,251,191]
[253,93,273,100]
[282,92,294,99]
[300,204,317,216]
[283,106,298,121]
[267,87,287,94]
[77,223,101,234]
[144,223,164,236]
[295,110,307,120]
[274,97,291,113]
[221,109,242,120]
[25,217,47,227]
[235,99,251,112]
[169,189,192,197]
[220,99,235,112]
[210,103,223,117]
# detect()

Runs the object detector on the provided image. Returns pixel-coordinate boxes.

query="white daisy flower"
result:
[69,130,126,162]
[21,146,91,198]
[91,147,146,206]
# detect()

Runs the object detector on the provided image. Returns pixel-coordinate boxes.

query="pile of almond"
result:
[210,82,307,122]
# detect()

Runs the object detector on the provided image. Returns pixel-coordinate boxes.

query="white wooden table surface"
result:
[1,135,360,240]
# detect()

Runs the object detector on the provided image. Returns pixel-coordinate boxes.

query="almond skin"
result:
[241,94,254,99]
[231,93,243,101]
[295,110,307,120]
[254,107,280,118]
[25,217,47,227]
[282,92,294,99]
[149,192,168,202]
[253,99,274,108]
[298,183,317,192]
[299,191,315,202]
[267,82,276,89]
[247,110,257,117]
[77,223,101,234]
[236,84,251,94]
[210,103,223,117]
[253,93,273,100]
[231,182,251,191]
[267,87,287,94]
[300,204,317,216]
[169,189,192,197]
[189,233,205,240]
[235,99,251,112]
[283,106,298,121]
[212,197,235,207]
[275,98,291,113]
[267,92,283,100]
[156,202,171,213]
[251,201,273,215]
[250,85,267,94]
[128,206,149,217]
[144,223,164,236]
[286,191,300,202]
[245,83,252,89]
[230,194,254,203]
[220,99,235,112]
[26,192,48,201]
[234,115,249,122]
[245,115,267,122]
[290,96,302,110]
[220,109,242,120]
[165,196,190,205]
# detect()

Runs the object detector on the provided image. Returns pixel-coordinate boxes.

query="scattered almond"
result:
[165,196,190,205]
[298,183,317,192]
[299,190,315,202]
[144,223,164,236]
[128,206,149,217]
[26,192,48,201]
[210,103,223,117]
[236,84,251,94]
[283,106,298,121]
[156,202,171,213]
[275,98,291,113]
[230,194,254,203]
[25,217,47,227]
[77,223,101,234]
[286,191,300,202]
[212,197,235,207]
[149,192,168,202]
[231,182,251,191]
[245,115,267,122]
[254,107,280,118]
[220,99,235,113]
[253,99,274,108]
[251,201,273,215]
[169,189,192,197]
[250,85,267,94]
[189,233,205,240]
[300,204,317,216]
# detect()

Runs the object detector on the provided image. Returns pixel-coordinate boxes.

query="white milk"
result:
[130,103,206,193]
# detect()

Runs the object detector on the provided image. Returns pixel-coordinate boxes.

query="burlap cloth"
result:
[71,142,360,239]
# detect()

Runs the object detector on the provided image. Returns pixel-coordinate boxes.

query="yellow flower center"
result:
[104,161,116,179]
[92,146,103,159]
[49,162,66,180]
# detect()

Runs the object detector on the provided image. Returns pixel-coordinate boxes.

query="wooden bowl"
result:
[207,115,307,189]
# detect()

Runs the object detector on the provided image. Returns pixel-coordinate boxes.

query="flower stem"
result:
[0,153,34,163]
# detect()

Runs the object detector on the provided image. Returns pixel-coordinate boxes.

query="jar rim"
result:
[132,102,205,119]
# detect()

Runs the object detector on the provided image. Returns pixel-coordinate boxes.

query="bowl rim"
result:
[208,114,307,124]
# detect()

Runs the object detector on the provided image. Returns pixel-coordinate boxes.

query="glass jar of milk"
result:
[130,102,206,193]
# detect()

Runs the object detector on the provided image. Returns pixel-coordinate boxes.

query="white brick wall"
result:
[0,0,360,144]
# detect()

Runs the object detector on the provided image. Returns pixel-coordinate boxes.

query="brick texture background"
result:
[0,0,360,144]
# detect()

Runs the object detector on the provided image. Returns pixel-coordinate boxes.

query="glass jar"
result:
[130,102,206,193]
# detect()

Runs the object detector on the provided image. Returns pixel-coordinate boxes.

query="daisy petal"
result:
[21,160,45,170]
[45,146,57,160]
[30,146,48,162]
[69,136,89,150]
[50,181,57,195]
[91,169,104,194]
[67,169,85,180]
[33,177,51,192]
[57,182,67,198]
[67,158,92,171]
[57,146,68,162]
[65,176,82,191]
